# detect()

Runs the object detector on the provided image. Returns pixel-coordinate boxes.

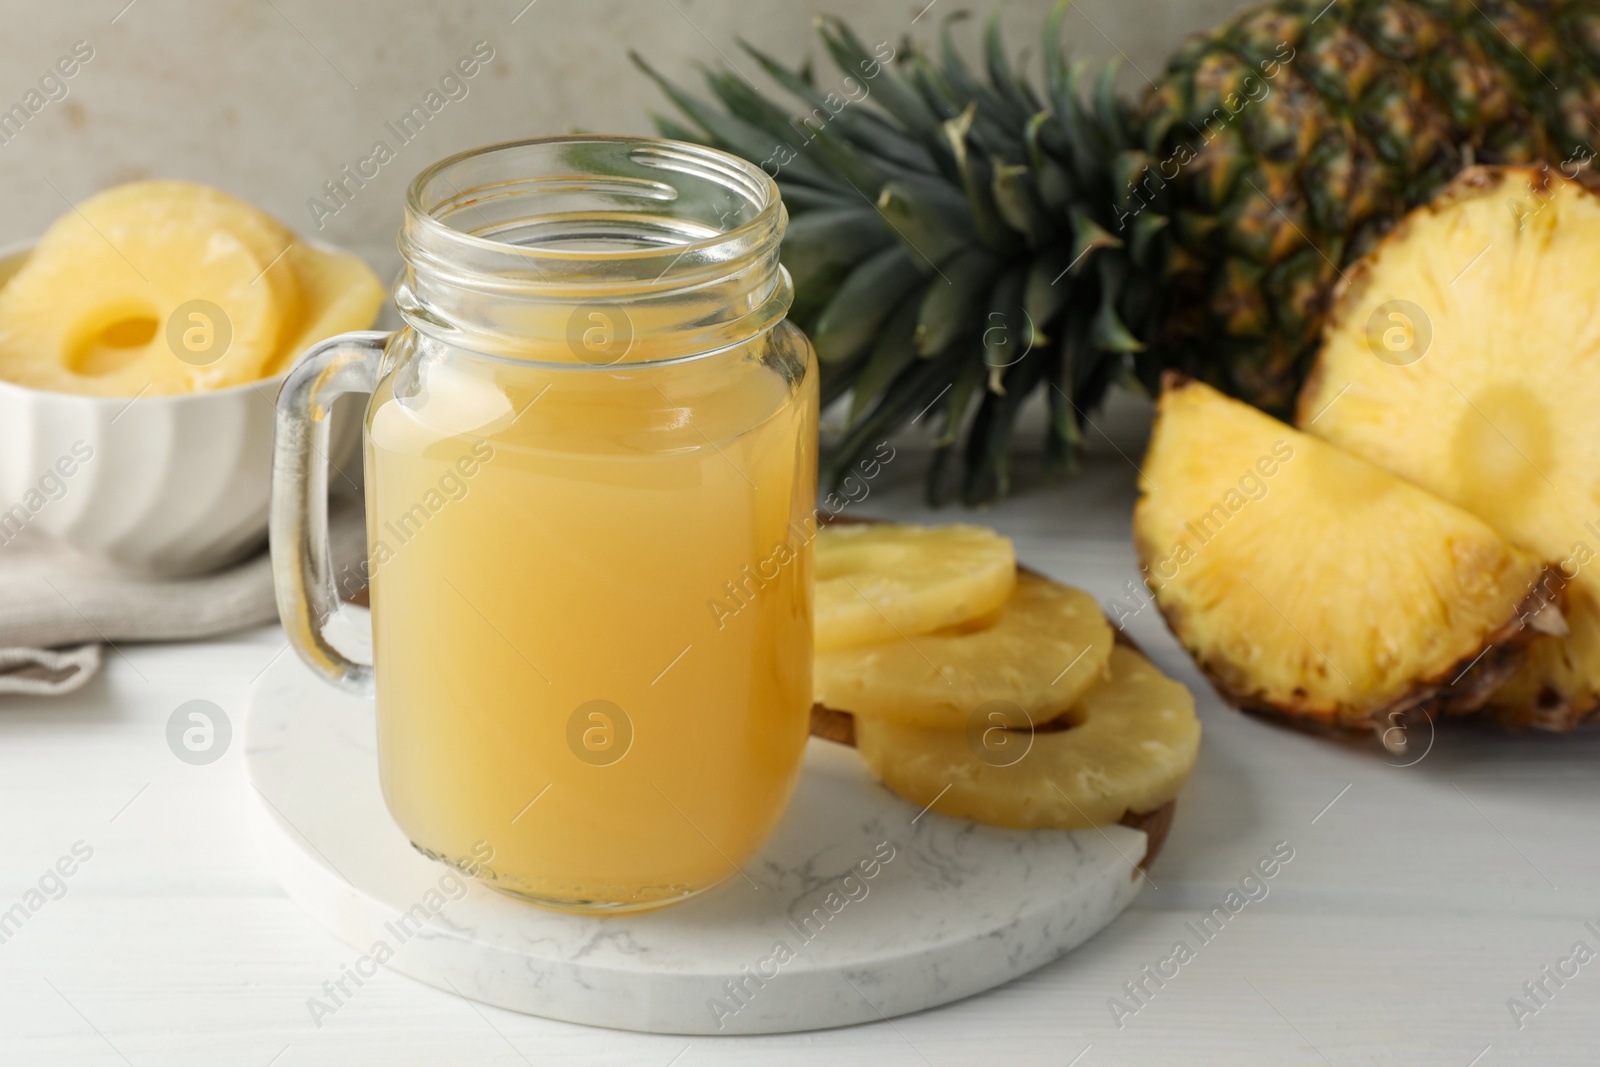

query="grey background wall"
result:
[0,0,1238,282]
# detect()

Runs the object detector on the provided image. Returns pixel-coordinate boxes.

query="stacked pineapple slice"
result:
[813,521,1201,831]
[0,180,382,396]
[815,523,1017,651]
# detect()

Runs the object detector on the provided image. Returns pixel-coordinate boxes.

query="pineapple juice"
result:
[364,325,817,910]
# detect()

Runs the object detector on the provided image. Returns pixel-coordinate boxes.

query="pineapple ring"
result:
[0,182,295,395]
[80,181,302,326]
[854,645,1200,830]
[815,571,1113,728]
[815,521,1016,651]
[260,242,385,377]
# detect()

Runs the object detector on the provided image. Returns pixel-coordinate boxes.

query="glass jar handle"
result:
[270,330,388,696]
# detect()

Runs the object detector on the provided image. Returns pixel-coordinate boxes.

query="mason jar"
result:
[271,136,818,912]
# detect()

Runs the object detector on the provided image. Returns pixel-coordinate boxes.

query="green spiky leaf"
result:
[849,296,922,423]
[915,247,998,356]
[811,245,925,365]
[876,176,975,267]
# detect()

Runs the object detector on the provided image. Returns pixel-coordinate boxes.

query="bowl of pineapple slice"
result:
[0,180,383,575]
[809,518,1201,842]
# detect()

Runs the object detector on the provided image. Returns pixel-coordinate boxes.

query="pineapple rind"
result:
[815,571,1114,728]
[1138,377,1546,730]
[854,645,1200,830]
[1299,165,1600,729]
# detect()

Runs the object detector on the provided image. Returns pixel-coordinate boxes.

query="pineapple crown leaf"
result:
[666,5,1147,505]
[643,0,1600,503]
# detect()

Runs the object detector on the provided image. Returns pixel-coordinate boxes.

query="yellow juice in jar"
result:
[364,325,817,909]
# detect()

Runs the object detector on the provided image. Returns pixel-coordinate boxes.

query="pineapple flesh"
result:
[814,522,1016,651]
[854,645,1199,830]
[0,182,292,394]
[263,241,385,377]
[87,181,303,323]
[0,181,383,396]
[815,570,1113,729]
[1136,377,1550,732]
[1299,165,1600,729]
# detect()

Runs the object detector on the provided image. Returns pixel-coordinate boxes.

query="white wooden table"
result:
[2,398,1596,1066]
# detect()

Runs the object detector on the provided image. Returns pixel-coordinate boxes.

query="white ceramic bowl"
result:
[0,244,366,577]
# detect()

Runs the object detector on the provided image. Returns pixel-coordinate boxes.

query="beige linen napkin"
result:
[0,498,367,695]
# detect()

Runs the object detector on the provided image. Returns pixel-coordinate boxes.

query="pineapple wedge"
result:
[855,645,1199,830]
[1137,377,1552,733]
[0,182,293,394]
[815,522,1015,651]
[1299,165,1600,730]
[816,571,1112,728]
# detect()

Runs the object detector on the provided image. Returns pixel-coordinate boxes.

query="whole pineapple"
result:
[638,0,1600,502]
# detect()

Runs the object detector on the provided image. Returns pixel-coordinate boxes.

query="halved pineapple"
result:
[1299,165,1600,730]
[855,645,1199,830]
[815,571,1112,728]
[0,182,294,395]
[1136,376,1551,733]
[815,522,1015,651]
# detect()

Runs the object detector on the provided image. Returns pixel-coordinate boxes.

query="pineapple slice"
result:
[78,181,302,321]
[0,182,295,395]
[815,522,1015,651]
[1299,165,1600,729]
[815,571,1113,728]
[1136,377,1551,733]
[855,645,1199,830]
[261,242,385,377]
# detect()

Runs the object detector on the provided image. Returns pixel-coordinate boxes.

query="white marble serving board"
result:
[245,653,1151,1035]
